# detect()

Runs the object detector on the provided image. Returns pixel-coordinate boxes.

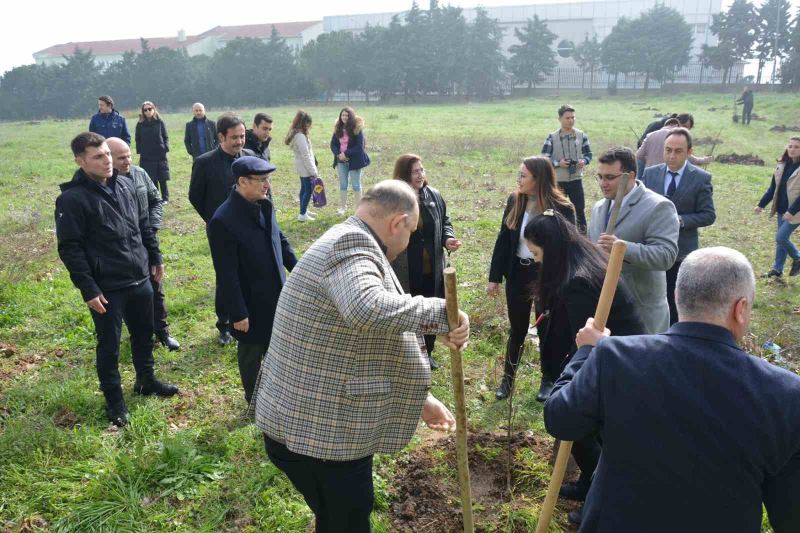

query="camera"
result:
[565,159,578,174]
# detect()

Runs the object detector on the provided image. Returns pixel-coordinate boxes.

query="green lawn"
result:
[1,92,799,532]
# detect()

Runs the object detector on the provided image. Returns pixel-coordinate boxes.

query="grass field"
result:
[1,92,799,532]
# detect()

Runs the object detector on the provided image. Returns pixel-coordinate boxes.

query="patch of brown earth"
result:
[715,153,765,166]
[52,407,80,429]
[693,136,723,146]
[770,125,800,132]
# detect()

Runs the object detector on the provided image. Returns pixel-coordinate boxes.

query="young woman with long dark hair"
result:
[285,110,318,222]
[330,107,370,215]
[755,136,800,279]
[390,153,461,369]
[135,101,171,202]
[487,156,574,401]
[523,209,644,508]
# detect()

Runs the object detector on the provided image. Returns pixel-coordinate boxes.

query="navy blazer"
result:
[545,322,800,532]
[208,189,297,344]
[641,162,715,260]
[329,131,370,171]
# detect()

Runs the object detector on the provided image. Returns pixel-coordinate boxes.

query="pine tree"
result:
[507,15,557,90]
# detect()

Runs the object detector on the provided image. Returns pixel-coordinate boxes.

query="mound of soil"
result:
[770,125,800,132]
[715,153,765,166]
[694,136,723,146]
[53,407,79,429]
[389,431,579,532]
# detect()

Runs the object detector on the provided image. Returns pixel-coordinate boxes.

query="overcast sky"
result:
[1,0,798,76]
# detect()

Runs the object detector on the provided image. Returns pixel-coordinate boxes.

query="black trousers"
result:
[150,276,169,333]
[666,259,682,326]
[264,435,374,533]
[238,342,268,403]
[205,229,229,333]
[572,434,601,487]
[89,280,155,391]
[409,271,437,355]
[558,179,587,233]
[742,104,753,125]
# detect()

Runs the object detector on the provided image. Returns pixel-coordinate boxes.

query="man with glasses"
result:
[207,156,297,404]
[588,147,679,334]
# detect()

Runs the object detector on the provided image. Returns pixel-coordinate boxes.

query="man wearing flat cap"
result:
[207,156,297,403]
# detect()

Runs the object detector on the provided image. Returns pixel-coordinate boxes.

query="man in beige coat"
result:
[252,180,469,532]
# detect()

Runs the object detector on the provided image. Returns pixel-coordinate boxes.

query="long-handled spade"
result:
[444,267,474,533]
[535,240,628,533]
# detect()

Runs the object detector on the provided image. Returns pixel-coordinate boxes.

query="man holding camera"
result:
[541,104,592,233]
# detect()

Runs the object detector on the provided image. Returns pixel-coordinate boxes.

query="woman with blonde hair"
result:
[135,100,171,202]
[285,110,318,221]
[330,107,370,215]
[487,156,574,400]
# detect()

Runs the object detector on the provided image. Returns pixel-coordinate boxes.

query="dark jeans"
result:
[150,276,169,333]
[666,259,681,326]
[742,104,753,125]
[558,179,587,233]
[264,435,374,533]
[89,280,155,391]
[205,229,229,333]
[299,176,313,215]
[238,342,268,403]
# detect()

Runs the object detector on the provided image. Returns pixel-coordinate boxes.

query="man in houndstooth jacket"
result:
[252,180,470,532]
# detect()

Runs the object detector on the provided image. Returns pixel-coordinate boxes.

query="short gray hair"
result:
[676,247,755,322]
[360,180,417,218]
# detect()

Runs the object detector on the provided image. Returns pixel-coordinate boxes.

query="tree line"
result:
[1,1,799,120]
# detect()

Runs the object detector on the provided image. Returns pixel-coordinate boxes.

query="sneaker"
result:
[133,377,179,397]
[337,207,347,215]
[162,200,169,205]
[307,210,317,216]
[297,213,315,222]
[428,355,440,370]
[762,269,783,280]
[218,330,233,346]
[103,388,129,427]
[790,259,800,277]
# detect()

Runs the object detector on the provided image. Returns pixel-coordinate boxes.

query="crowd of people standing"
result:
[56,94,800,532]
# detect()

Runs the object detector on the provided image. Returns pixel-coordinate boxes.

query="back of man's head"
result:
[676,247,755,325]
[357,180,417,219]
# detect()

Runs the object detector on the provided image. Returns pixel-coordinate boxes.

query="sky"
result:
[1,0,799,76]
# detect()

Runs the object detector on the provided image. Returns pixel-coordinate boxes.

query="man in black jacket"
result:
[545,247,800,532]
[189,114,255,345]
[244,113,273,161]
[55,132,178,427]
[208,156,297,403]
[184,103,217,160]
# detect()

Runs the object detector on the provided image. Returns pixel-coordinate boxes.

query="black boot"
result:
[495,375,513,400]
[103,387,129,427]
[559,479,590,501]
[568,506,584,526]
[155,329,181,351]
[134,376,179,397]
[535,378,555,402]
[428,355,440,370]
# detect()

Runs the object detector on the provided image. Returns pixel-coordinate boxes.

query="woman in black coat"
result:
[488,156,575,401]
[390,153,461,369]
[135,101,171,202]
[523,209,644,508]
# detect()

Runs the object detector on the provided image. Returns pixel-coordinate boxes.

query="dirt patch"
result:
[389,431,579,532]
[770,125,800,132]
[751,113,766,121]
[52,407,80,429]
[0,343,17,357]
[715,153,765,166]
[693,136,723,146]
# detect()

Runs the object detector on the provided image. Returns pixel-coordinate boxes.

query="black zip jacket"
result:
[55,169,162,301]
[244,129,271,161]
[189,146,256,223]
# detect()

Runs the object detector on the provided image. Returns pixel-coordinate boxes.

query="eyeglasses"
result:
[412,168,426,176]
[595,172,626,183]
[247,176,271,184]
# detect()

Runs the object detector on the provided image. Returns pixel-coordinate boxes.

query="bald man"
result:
[184,103,218,160]
[107,138,180,351]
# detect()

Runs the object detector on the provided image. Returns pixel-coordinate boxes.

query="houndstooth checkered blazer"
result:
[253,217,451,461]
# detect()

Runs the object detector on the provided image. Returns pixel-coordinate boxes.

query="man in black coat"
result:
[642,128,715,325]
[184,103,218,160]
[55,132,178,427]
[545,247,800,532]
[244,113,273,161]
[208,156,297,403]
[188,114,256,345]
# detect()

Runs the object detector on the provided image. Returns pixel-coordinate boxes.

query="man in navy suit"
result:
[545,247,800,532]
[642,127,715,325]
[208,156,297,404]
